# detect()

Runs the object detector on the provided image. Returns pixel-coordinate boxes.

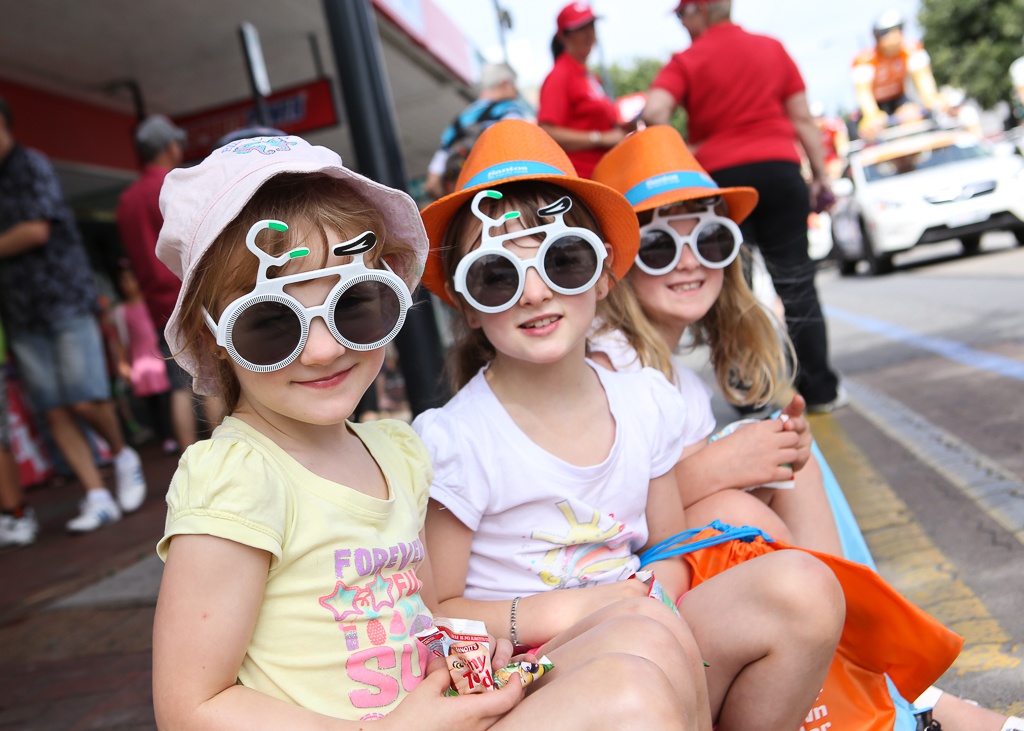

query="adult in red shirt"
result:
[116,115,198,451]
[642,0,843,413]
[537,2,625,179]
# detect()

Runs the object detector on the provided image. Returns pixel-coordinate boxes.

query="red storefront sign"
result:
[174,77,339,160]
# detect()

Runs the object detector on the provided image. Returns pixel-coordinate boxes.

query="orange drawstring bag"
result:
[641,522,963,731]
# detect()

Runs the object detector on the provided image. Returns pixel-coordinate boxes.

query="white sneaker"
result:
[113,445,147,513]
[0,508,38,547]
[807,384,850,414]
[66,491,122,533]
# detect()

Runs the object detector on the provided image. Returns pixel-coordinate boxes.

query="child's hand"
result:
[490,636,515,670]
[781,396,813,471]
[386,655,524,731]
[557,579,651,628]
[718,419,800,489]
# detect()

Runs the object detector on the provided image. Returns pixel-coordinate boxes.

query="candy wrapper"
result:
[632,570,680,616]
[494,656,553,689]
[416,618,494,695]
[415,618,555,696]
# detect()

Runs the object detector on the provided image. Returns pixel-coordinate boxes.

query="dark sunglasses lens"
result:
[333,280,402,345]
[232,300,303,366]
[638,230,677,270]
[465,254,520,308]
[544,235,599,290]
[695,223,737,264]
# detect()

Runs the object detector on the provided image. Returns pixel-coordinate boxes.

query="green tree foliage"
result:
[919,0,1024,109]
[605,58,688,137]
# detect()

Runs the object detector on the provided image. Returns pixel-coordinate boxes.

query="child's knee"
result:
[583,654,689,726]
[760,551,845,640]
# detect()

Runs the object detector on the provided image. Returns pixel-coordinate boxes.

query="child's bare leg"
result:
[685,488,795,543]
[541,606,711,731]
[496,652,690,729]
[678,550,844,731]
[931,692,1013,731]
[755,454,843,554]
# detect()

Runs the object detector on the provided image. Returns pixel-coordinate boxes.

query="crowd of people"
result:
[2,1,1023,729]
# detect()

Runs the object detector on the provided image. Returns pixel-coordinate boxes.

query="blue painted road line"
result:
[825,307,1024,382]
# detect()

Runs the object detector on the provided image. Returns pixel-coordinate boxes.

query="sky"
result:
[431,0,923,116]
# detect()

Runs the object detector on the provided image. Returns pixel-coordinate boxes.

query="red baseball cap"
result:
[673,0,713,12]
[556,2,600,33]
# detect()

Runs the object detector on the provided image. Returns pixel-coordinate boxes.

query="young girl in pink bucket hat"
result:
[150,134,705,728]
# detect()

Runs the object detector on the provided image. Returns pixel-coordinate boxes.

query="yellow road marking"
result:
[812,414,1021,678]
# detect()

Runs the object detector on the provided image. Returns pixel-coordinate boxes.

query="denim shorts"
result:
[8,315,112,412]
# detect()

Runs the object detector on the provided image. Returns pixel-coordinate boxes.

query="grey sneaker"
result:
[113,446,147,513]
[0,508,38,548]
[807,384,850,414]
[66,493,122,533]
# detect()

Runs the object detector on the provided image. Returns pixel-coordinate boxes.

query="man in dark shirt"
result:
[0,95,146,532]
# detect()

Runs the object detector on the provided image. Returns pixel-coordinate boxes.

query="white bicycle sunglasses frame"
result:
[636,206,743,275]
[453,190,608,314]
[203,219,412,372]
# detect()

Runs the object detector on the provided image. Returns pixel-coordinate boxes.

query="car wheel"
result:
[860,219,894,275]
[836,252,858,276]
[960,234,982,256]
[1014,228,1024,246]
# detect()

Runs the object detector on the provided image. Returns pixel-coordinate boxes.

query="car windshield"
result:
[862,142,990,182]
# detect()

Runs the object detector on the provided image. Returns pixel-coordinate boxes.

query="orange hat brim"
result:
[419,124,634,307]
[592,125,759,226]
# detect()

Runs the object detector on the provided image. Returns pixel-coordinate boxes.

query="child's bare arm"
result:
[641,471,694,602]
[155,533,522,730]
[673,421,799,504]
[425,500,650,647]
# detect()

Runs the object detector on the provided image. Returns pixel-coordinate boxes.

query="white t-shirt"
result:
[589,328,717,447]
[412,362,688,601]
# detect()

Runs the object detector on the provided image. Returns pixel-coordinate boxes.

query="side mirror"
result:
[831,178,854,197]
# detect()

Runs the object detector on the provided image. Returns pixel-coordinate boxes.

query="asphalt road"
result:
[813,232,1024,713]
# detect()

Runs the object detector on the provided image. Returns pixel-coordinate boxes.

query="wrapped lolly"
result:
[494,656,553,689]
[416,618,494,695]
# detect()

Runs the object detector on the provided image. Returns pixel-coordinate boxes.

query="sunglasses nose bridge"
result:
[298,312,347,362]
[676,238,703,270]
[519,261,553,304]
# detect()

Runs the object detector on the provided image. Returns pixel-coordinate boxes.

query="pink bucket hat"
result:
[155,135,428,394]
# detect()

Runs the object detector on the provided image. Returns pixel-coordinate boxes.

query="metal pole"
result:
[492,0,510,65]
[239,22,272,125]
[321,0,449,415]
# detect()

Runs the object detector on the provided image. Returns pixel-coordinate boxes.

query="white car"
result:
[830,130,1024,275]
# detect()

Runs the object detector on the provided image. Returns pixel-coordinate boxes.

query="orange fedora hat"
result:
[592,125,758,224]
[420,119,639,308]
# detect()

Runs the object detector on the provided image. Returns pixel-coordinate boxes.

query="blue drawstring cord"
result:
[638,520,774,567]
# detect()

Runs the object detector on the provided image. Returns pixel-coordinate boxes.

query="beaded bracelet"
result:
[509,596,522,646]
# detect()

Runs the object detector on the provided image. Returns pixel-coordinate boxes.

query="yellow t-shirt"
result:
[157,416,434,721]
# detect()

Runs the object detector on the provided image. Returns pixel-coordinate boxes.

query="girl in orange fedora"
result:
[591,126,1008,731]
[590,124,843,554]
[414,118,850,731]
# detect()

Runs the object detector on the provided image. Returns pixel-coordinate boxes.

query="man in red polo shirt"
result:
[537,2,625,178]
[116,115,199,451]
[642,0,844,413]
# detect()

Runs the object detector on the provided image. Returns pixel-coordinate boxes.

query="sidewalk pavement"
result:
[0,444,176,731]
